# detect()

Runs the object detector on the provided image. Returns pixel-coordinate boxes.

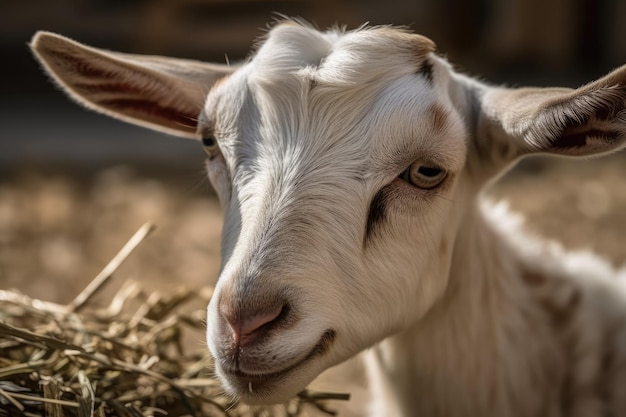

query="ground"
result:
[1,153,625,416]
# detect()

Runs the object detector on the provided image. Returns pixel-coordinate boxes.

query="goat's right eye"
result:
[400,161,447,189]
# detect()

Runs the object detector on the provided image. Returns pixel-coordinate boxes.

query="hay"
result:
[0,223,349,417]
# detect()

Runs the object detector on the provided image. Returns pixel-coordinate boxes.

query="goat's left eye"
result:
[400,162,447,189]
[202,135,219,156]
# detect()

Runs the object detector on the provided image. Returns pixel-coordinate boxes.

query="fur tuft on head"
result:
[251,21,436,88]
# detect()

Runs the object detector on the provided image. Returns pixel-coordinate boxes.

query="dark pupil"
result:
[417,166,441,177]
[202,136,215,147]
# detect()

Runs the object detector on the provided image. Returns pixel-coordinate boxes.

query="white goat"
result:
[31,21,626,417]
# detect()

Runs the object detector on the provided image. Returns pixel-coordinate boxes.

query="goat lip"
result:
[222,330,336,389]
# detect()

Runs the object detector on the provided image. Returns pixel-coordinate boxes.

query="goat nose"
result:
[220,302,284,347]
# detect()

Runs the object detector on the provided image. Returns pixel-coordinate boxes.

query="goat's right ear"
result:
[473,65,626,168]
[31,31,235,139]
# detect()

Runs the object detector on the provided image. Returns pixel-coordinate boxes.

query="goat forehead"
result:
[251,23,434,88]
[207,69,463,185]
[243,81,437,180]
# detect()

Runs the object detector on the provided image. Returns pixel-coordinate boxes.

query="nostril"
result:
[239,305,284,346]
[220,302,286,348]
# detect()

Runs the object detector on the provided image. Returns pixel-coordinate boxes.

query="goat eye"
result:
[202,136,216,147]
[202,136,219,155]
[400,162,447,189]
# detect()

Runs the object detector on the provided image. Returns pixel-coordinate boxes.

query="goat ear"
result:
[31,31,234,139]
[479,65,626,160]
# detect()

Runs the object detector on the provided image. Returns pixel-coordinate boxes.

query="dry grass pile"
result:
[0,223,348,417]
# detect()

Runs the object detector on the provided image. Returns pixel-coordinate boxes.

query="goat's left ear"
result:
[479,65,626,159]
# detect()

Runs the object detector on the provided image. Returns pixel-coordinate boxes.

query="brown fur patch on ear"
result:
[552,129,622,150]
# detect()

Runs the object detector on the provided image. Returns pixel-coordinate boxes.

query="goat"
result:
[31,21,626,417]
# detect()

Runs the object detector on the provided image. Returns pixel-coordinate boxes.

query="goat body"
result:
[31,21,626,416]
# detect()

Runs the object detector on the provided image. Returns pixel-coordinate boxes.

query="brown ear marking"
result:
[552,129,623,150]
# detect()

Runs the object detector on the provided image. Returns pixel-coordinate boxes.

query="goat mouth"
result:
[223,330,336,395]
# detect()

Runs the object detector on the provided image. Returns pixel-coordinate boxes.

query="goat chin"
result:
[215,335,344,404]
[217,363,314,405]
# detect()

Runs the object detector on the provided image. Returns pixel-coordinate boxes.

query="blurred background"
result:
[1,1,626,415]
